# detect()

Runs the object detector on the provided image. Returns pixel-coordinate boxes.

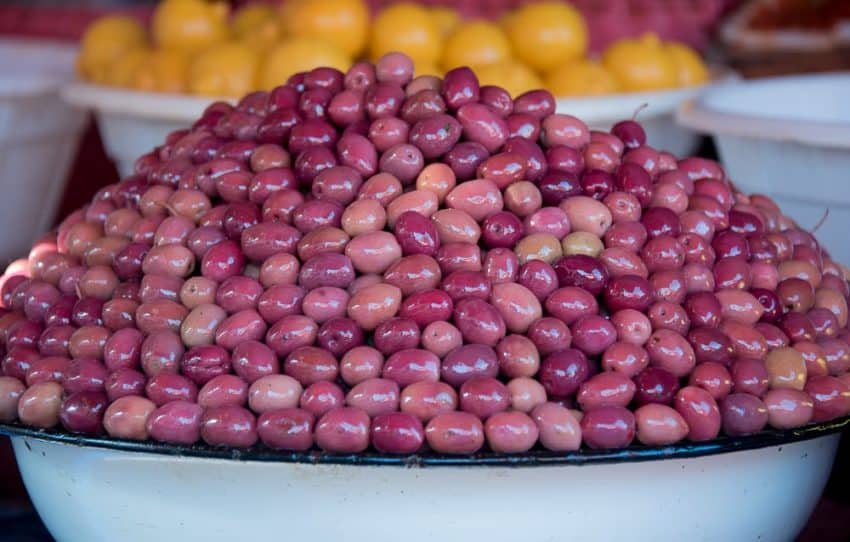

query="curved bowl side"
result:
[11,433,839,542]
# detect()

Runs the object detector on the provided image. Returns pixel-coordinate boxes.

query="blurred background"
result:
[0,0,848,540]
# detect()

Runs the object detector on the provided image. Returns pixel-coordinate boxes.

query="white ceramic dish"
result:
[3,419,847,542]
[676,72,850,263]
[0,39,86,263]
[61,83,233,178]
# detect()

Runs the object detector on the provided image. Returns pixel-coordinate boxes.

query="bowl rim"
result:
[1,416,847,468]
[675,72,850,149]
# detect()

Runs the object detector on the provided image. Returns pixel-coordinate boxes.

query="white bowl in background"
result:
[0,39,87,263]
[676,72,850,263]
[3,420,847,542]
[62,83,233,178]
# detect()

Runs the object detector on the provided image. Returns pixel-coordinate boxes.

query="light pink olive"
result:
[258,252,300,288]
[431,209,481,245]
[674,386,721,441]
[180,303,227,347]
[531,402,582,451]
[386,189,439,228]
[382,348,440,387]
[416,163,457,203]
[315,407,370,453]
[610,309,652,345]
[716,289,764,324]
[816,288,849,328]
[577,372,636,410]
[604,191,641,222]
[179,277,218,309]
[302,287,349,323]
[341,199,387,236]
[214,309,267,351]
[421,321,463,358]
[248,374,303,413]
[504,181,543,218]
[359,172,403,206]
[345,231,402,274]
[485,411,539,453]
[400,380,458,422]
[198,374,249,408]
[490,283,542,334]
[514,233,563,265]
[17,381,63,428]
[345,378,400,417]
[764,388,814,429]
[497,334,540,378]
[445,179,503,222]
[142,244,195,278]
[340,346,384,386]
[103,396,156,440]
[507,377,546,413]
[425,411,484,454]
[560,196,612,237]
[635,403,689,445]
[601,342,650,377]
[646,329,696,377]
[751,262,780,290]
[347,283,402,331]
[383,254,442,295]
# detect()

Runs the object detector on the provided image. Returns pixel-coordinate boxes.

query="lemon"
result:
[105,47,151,88]
[232,4,281,51]
[603,33,678,92]
[415,63,442,78]
[130,49,188,93]
[190,41,260,97]
[77,15,147,82]
[430,6,461,38]
[475,60,543,98]
[261,38,350,89]
[506,1,587,72]
[666,42,709,87]
[545,59,619,97]
[370,3,441,66]
[152,0,229,52]
[281,0,369,58]
[442,21,511,71]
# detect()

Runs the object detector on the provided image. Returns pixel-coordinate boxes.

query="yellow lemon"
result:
[130,49,188,93]
[370,3,441,66]
[281,0,369,58]
[261,38,350,89]
[603,33,678,92]
[152,0,229,52]
[77,15,147,81]
[506,2,587,72]
[666,42,709,87]
[475,60,543,98]
[232,4,281,51]
[545,59,619,97]
[442,20,511,71]
[105,47,151,88]
[189,41,260,97]
[430,6,460,38]
[415,63,442,78]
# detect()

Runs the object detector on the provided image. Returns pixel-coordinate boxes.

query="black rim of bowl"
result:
[1,416,848,467]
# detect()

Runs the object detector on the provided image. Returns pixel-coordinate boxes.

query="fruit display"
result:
[76,0,709,99]
[2,52,848,456]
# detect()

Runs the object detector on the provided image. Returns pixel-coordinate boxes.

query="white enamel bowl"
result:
[0,39,86,263]
[676,72,850,264]
[61,83,233,178]
[2,419,847,542]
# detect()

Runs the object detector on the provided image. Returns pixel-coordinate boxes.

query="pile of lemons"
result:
[77,0,709,98]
